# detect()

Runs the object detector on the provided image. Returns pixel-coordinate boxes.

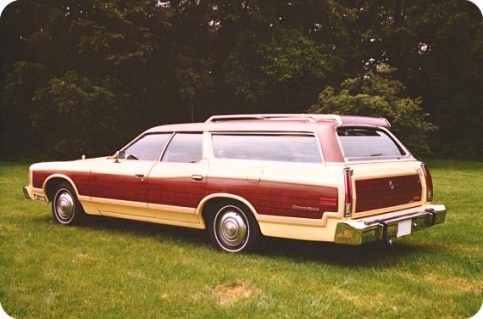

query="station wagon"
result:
[23,114,446,253]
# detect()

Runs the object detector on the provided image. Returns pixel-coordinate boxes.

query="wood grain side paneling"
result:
[355,174,422,213]
[32,170,90,195]
[147,177,338,219]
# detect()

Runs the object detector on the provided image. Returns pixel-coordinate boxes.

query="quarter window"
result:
[162,133,203,163]
[123,133,171,161]
[212,134,322,163]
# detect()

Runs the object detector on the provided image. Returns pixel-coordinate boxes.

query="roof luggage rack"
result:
[205,114,343,124]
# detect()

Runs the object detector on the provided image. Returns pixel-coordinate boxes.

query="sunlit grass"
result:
[0,160,481,318]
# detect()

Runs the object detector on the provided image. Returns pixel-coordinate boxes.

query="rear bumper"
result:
[334,204,447,245]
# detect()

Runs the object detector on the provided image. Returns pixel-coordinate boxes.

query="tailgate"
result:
[350,160,423,217]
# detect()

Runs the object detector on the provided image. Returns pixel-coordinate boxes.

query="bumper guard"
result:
[334,204,447,245]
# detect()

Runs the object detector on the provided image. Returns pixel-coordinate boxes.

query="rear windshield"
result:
[337,127,406,160]
[212,134,322,163]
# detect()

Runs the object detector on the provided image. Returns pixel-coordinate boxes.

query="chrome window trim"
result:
[157,132,175,161]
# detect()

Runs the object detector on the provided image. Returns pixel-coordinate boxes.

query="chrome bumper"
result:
[334,204,447,245]
[23,185,31,199]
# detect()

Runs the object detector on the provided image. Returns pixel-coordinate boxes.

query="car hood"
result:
[29,156,110,171]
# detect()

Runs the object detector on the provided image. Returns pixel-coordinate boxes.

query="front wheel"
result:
[52,183,85,225]
[208,203,260,253]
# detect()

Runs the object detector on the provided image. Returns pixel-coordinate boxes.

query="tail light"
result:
[421,163,433,201]
[343,168,353,216]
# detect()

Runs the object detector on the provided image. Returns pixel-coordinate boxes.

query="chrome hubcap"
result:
[55,190,74,222]
[217,209,248,248]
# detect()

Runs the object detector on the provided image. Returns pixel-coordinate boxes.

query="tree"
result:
[339,0,483,158]
[0,0,205,159]
[224,28,344,112]
[309,64,436,156]
[0,0,481,159]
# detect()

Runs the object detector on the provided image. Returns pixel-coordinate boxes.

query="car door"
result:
[146,132,207,225]
[89,133,171,217]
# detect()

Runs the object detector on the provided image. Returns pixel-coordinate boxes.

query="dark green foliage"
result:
[309,65,436,157]
[0,0,481,159]
[343,0,483,158]
[30,70,127,158]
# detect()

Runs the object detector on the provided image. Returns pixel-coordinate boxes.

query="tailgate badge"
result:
[389,180,395,190]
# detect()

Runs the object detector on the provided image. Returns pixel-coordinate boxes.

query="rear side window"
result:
[212,134,322,163]
[162,133,203,163]
[337,127,406,159]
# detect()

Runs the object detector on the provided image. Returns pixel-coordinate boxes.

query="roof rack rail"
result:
[205,114,302,122]
[307,114,342,125]
[205,114,342,124]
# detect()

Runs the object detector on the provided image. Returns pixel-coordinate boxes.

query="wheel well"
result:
[45,178,72,201]
[201,198,254,226]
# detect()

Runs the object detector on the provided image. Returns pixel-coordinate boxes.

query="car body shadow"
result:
[255,236,434,267]
[38,213,437,267]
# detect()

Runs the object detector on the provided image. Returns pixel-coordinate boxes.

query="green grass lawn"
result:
[0,160,481,318]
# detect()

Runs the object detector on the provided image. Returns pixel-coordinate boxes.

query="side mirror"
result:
[113,150,125,162]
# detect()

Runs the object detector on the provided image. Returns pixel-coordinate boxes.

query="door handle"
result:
[192,174,203,181]
[135,174,144,178]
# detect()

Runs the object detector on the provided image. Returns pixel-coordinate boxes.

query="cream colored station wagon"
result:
[24,114,446,253]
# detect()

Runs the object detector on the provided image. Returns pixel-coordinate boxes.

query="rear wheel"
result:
[52,183,85,225]
[208,203,260,253]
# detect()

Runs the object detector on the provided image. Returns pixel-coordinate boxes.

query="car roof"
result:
[144,114,390,133]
